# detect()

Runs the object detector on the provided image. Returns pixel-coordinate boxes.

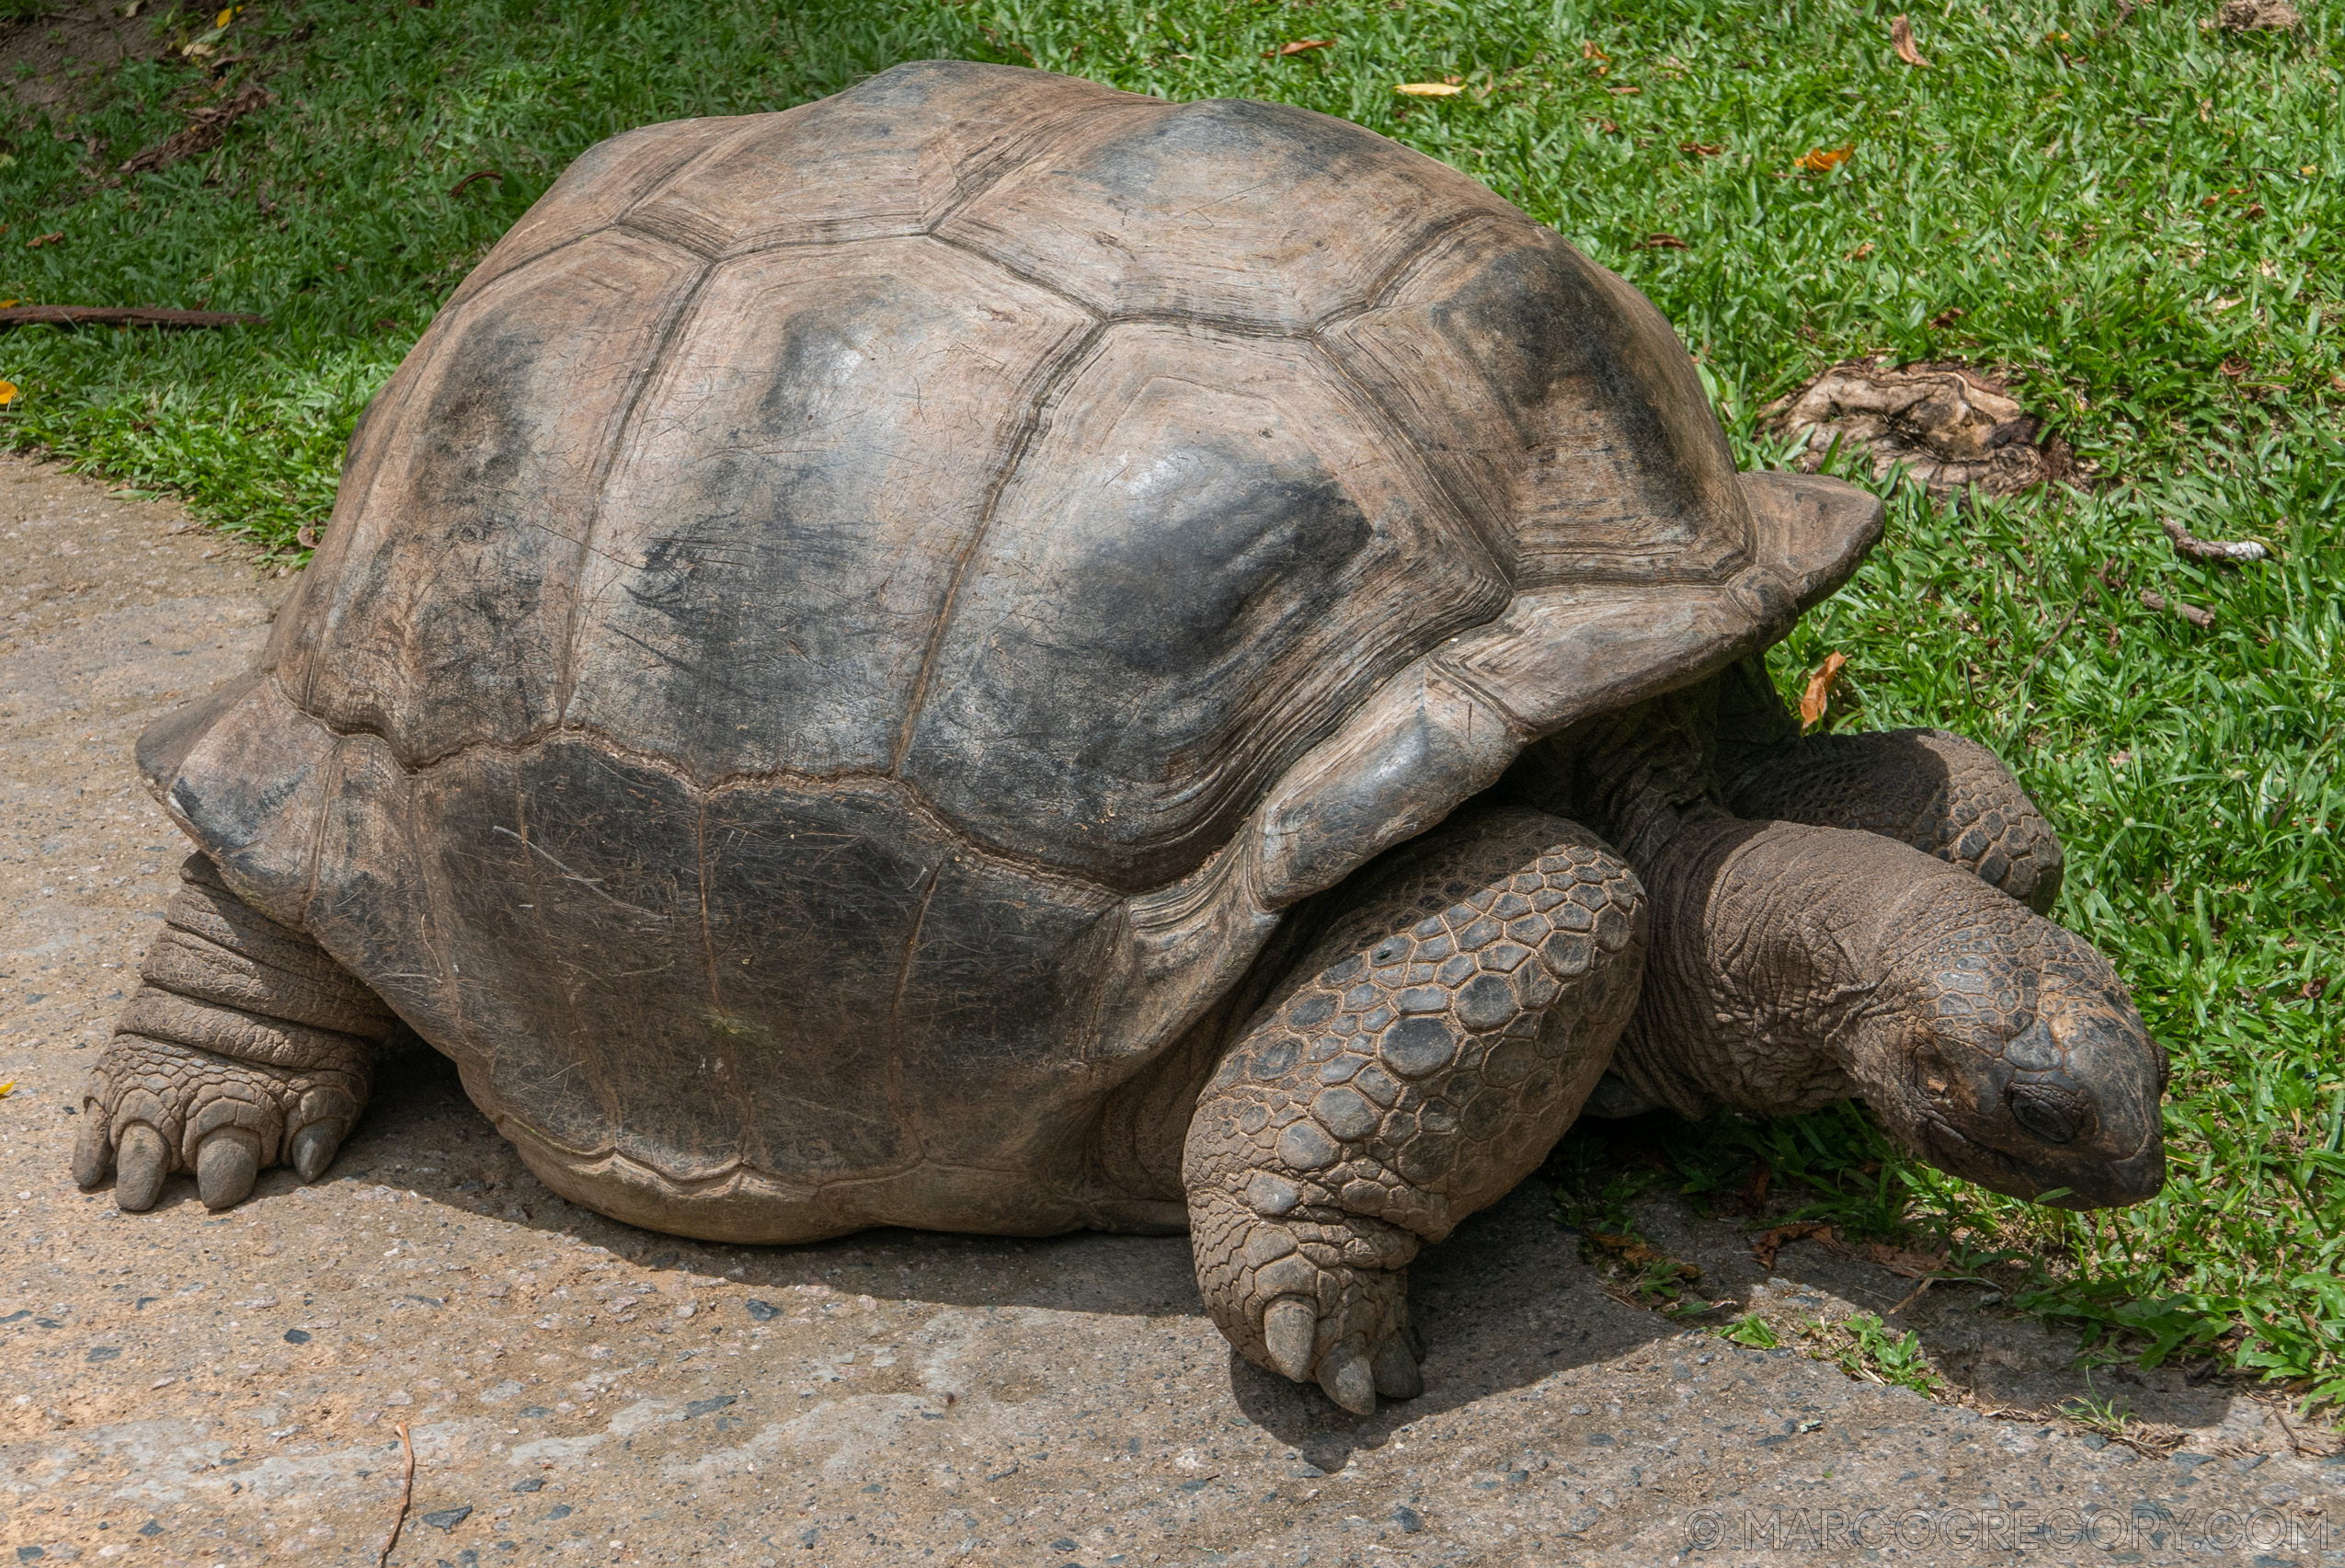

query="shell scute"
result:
[623,61,1138,258]
[288,229,704,765]
[935,95,1516,327]
[562,237,1093,782]
[1325,216,1751,586]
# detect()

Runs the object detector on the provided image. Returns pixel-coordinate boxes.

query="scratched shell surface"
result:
[138,60,1882,1238]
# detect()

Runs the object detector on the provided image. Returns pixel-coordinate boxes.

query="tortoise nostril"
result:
[2005,1019,2059,1072]
[2008,1081,2087,1145]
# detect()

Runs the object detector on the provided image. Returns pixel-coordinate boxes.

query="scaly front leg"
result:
[1183,807,1645,1413]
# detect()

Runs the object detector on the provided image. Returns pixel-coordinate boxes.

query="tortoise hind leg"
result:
[1183,807,1644,1413]
[72,853,398,1211]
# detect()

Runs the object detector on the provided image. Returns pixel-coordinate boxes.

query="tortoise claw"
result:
[1264,1297,1317,1383]
[197,1127,262,1210]
[290,1120,344,1184]
[1319,1339,1377,1415]
[71,1116,111,1190]
[115,1123,169,1212]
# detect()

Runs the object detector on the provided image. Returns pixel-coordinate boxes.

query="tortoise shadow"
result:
[138,1040,2266,1470]
[171,1038,1692,1468]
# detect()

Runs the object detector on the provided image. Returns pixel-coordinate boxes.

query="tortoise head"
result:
[1846,878,2168,1209]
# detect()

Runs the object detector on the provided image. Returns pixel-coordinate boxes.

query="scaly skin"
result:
[1711,655,2066,913]
[1531,688,2166,1209]
[73,855,396,1210]
[1184,807,1644,1414]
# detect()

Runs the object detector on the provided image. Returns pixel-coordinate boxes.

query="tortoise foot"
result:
[1184,807,1645,1413]
[73,854,395,1213]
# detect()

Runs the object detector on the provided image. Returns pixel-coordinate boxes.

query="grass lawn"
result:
[4,0,2340,1407]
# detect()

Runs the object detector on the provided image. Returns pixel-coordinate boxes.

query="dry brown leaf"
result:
[1679,141,1723,156]
[120,80,273,176]
[1795,143,1855,175]
[1865,1241,1950,1279]
[1634,233,1689,249]
[1797,651,1847,729]
[1580,40,1608,59]
[1891,14,1932,66]
[1588,1234,1699,1279]
[25,233,63,250]
[1847,240,1875,259]
[1927,305,1966,329]
[1265,38,1334,57]
[1394,82,1465,97]
[1751,1220,1835,1270]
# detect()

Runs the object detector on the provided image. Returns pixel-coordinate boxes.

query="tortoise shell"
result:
[138,61,1881,1239]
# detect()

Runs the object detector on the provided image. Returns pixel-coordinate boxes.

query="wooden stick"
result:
[375,1421,416,1568]
[0,305,267,331]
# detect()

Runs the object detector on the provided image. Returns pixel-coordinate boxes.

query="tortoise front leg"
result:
[71,854,398,1211]
[1712,655,2065,913]
[1183,807,1644,1413]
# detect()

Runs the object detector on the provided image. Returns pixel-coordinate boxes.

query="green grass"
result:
[4,0,2340,1402]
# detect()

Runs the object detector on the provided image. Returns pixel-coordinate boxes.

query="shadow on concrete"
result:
[108,1036,2266,1468]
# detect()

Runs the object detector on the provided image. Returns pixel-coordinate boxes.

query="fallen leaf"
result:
[1751,1221,1834,1270]
[119,80,272,175]
[297,522,320,549]
[1588,118,1619,133]
[181,40,215,58]
[1798,652,1847,728]
[0,299,14,307]
[1679,141,1723,155]
[1265,38,1334,57]
[1581,40,1608,59]
[213,4,238,25]
[26,233,63,249]
[1891,14,1931,65]
[1927,305,1966,329]
[1848,240,1875,259]
[0,1080,15,1097]
[1394,82,1465,97]
[1587,1233,1700,1279]
[1795,143,1855,174]
[1607,84,1641,95]
[1635,233,1689,249]
[0,382,16,406]
[1865,1241,1950,1279]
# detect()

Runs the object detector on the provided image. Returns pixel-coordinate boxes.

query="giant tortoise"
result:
[74,60,2166,1413]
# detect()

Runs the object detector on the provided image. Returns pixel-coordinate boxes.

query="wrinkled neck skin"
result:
[1516,688,1973,1122]
[1516,688,2166,1210]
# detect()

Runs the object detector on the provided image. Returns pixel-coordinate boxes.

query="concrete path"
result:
[1,451,2337,1566]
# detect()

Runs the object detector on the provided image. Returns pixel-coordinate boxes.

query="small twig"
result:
[0,305,266,331]
[449,168,504,196]
[2270,1401,2336,1459]
[2140,589,2216,630]
[1886,1276,1933,1318]
[2162,515,2271,564]
[2011,600,2083,693]
[375,1421,416,1568]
